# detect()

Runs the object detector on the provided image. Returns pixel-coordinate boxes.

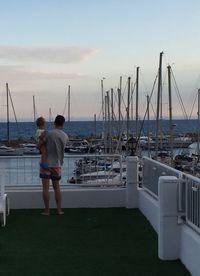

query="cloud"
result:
[0,45,99,64]
[0,65,84,80]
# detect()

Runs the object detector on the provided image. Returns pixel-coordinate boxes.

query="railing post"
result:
[126,156,138,208]
[158,176,180,260]
[0,168,5,196]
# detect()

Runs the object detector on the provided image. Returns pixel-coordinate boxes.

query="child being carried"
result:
[35,117,48,170]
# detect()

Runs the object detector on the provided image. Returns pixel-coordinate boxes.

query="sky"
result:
[0,0,200,121]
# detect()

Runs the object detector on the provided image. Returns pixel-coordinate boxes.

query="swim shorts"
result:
[40,166,61,181]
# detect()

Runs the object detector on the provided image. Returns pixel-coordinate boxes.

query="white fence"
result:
[142,157,181,196]
[142,156,200,234]
[0,154,123,188]
[184,174,200,234]
[3,154,199,231]
[139,157,200,275]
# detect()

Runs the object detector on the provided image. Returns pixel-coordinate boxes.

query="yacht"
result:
[0,145,23,156]
[20,143,40,155]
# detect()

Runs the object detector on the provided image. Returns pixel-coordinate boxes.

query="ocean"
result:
[0,119,199,141]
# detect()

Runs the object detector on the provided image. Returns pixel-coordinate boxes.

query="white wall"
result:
[137,185,200,276]
[7,187,126,209]
[180,225,200,276]
[138,189,158,233]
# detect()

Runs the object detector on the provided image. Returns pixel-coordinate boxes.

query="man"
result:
[40,115,68,215]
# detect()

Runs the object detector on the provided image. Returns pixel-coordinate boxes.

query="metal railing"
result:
[0,154,124,188]
[142,156,200,233]
[183,174,200,233]
[142,156,182,196]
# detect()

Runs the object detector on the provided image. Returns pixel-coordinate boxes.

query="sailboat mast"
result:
[147,95,150,157]
[49,108,52,123]
[155,51,164,158]
[197,89,200,159]
[111,88,114,153]
[94,113,97,140]
[107,90,111,153]
[104,94,108,153]
[6,83,10,142]
[131,82,135,121]
[136,67,139,140]
[101,78,105,143]
[118,76,122,141]
[68,85,70,122]
[127,77,131,141]
[101,79,105,122]
[33,95,36,122]
[167,65,173,165]
[118,86,122,152]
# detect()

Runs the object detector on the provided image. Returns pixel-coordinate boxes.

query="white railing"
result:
[137,157,200,274]
[184,174,200,233]
[0,154,124,188]
[142,156,200,233]
[142,156,182,196]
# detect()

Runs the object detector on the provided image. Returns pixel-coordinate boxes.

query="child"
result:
[35,117,48,169]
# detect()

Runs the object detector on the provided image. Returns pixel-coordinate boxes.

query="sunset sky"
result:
[0,0,200,121]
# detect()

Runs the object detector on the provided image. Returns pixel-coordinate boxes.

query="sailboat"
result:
[0,83,23,156]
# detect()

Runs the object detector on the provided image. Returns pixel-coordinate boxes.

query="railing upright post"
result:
[0,166,6,195]
[126,156,138,208]
[158,176,180,260]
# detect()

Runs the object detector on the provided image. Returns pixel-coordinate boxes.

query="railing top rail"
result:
[0,153,122,160]
[182,172,200,184]
[142,156,182,176]
[63,154,122,158]
[0,155,40,159]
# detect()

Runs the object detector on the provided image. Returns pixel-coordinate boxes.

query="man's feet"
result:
[41,210,64,215]
[57,210,64,215]
[41,211,50,216]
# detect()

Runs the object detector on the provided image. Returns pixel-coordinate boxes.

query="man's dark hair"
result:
[54,115,65,127]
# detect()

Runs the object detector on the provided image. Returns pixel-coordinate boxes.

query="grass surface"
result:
[0,208,190,276]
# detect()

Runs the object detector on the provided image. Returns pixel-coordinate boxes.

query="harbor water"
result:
[0,119,199,140]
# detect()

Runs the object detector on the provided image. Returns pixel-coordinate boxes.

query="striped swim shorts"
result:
[40,166,61,181]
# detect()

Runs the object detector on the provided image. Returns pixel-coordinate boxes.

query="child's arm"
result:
[37,131,46,150]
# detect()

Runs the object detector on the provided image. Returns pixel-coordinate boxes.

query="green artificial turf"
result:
[0,208,190,276]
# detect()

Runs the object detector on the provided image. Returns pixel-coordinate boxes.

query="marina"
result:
[1,83,200,275]
[1,1,200,275]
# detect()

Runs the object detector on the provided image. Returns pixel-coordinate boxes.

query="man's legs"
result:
[52,180,63,215]
[42,178,50,215]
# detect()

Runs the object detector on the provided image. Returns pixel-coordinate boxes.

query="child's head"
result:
[36,117,46,129]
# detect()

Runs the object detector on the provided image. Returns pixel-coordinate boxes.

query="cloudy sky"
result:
[0,0,200,121]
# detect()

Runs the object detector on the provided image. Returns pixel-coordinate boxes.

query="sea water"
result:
[0,119,198,140]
